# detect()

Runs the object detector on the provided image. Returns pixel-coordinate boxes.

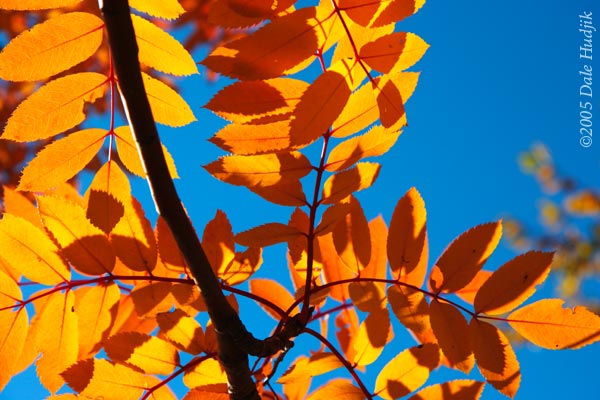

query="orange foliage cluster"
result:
[0,1,599,399]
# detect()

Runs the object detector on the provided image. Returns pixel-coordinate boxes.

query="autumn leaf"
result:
[349,281,386,312]
[331,196,371,274]
[508,299,600,350]
[374,343,440,400]
[331,79,380,138]
[306,379,364,400]
[359,32,429,73]
[141,73,196,127]
[2,187,43,229]
[278,352,343,384]
[474,251,553,315]
[455,271,492,305]
[84,161,129,233]
[18,128,106,192]
[129,0,185,20]
[104,331,179,375]
[388,285,436,344]
[314,202,353,236]
[429,300,474,373]
[156,217,188,274]
[236,222,303,247]
[429,221,502,293]
[351,309,393,366]
[183,358,227,389]
[249,180,308,207]
[2,72,107,142]
[157,309,206,355]
[209,120,292,155]
[0,0,81,10]
[408,380,485,400]
[249,278,297,319]
[0,12,104,81]
[321,162,381,205]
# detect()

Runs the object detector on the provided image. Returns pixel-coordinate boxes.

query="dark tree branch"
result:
[100,1,265,398]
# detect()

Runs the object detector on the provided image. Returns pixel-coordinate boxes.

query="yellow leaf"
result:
[132,14,198,76]
[314,202,353,236]
[474,251,553,315]
[18,128,106,192]
[332,196,371,273]
[104,332,179,375]
[2,72,107,141]
[157,309,205,355]
[375,71,420,129]
[129,0,185,20]
[0,214,70,285]
[374,343,440,400]
[35,290,78,394]
[204,152,312,188]
[141,73,196,127]
[508,299,600,350]
[361,216,388,291]
[351,309,392,366]
[455,271,492,305]
[209,120,292,155]
[249,278,298,319]
[430,221,502,293]
[130,281,175,319]
[37,195,116,275]
[114,125,178,178]
[318,232,355,302]
[3,187,43,229]
[349,281,386,312]
[156,216,188,275]
[220,247,262,286]
[0,0,81,9]
[183,358,227,389]
[331,71,379,138]
[470,319,520,398]
[62,358,148,400]
[321,162,381,204]
[84,161,129,234]
[408,380,485,400]
[388,285,436,344]
[326,125,401,171]
[74,282,121,358]
[278,352,343,384]
[306,379,364,400]
[0,12,103,81]
[372,0,426,28]
[429,300,474,373]
[359,32,429,73]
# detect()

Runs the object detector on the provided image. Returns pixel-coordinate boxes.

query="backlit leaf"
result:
[326,125,401,171]
[249,180,308,206]
[37,195,115,275]
[0,214,70,285]
[142,73,196,127]
[361,216,388,291]
[183,358,227,389]
[130,281,174,319]
[349,281,386,312]
[289,59,356,147]
[359,32,428,73]
[388,187,427,284]
[474,251,553,315]
[219,247,262,286]
[0,270,27,391]
[351,309,392,366]
[209,120,292,155]
[157,309,205,355]
[0,12,103,81]
[236,222,303,247]
[321,162,381,204]
[3,187,43,229]
[429,300,473,373]
[388,285,436,344]
[430,221,502,293]
[132,14,198,76]
[374,343,440,400]
[105,332,179,375]
[470,319,520,398]
[62,358,148,400]
[306,379,364,400]
[249,278,297,319]
[35,290,78,393]
[375,71,420,128]
[319,232,355,302]
[508,299,600,350]
[2,72,107,141]
[455,271,492,305]
[204,152,312,188]
[202,209,235,275]
[0,0,81,10]
[314,202,353,237]
[371,0,426,27]
[335,307,360,361]
[279,352,343,384]
[18,128,106,192]
[129,0,185,20]
[84,161,129,233]
[332,196,371,273]
[74,282,120,358]
[408,380,485,400]
[156,217,188,275]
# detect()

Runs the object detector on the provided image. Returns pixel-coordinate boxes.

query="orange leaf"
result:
[351,309,392,366]
[157,309,205,355]
[34,290,78,393]
[408,380,485,400]
[74,282,120,358]
[331,80,379,138]
[183,358,227,389]
[110,195,157,273]
[84,161,129,233]
[249,278,297,319]
[470,319,520,398]
[219,247,262,286]
[202,209,235,275]
[209,120,292,155]
[3,186,42,229]
[115,125,178,178]
[0,214,70,285]
[205,78,307,123]
[455,270,492,305]
[289,59,356,147]
[361,216,388,290]
[349,281,386,312]
[141,72,196,127]
[508,299,600,350]
[38,195,116,275]
[0,0,81,10]
[319,232,355,302]
[130,281,174,318]
[474,251,553,315]
[132,14,197,76]
[204,152,312,188]
[18,128,106,192]
[430,221,502,293]
[376,71,419,128]
[156,216,188,274]
[202,7,321,79]
[388,187,427,284]
[314,202,353,236]
[0,12,103,81]
[335,306,359,361]
[332,196,371,273]
[306,379,364,400]
[429,300,474,373]
[321,162,381,204]
[326,125,401,171]
[235,222,303,247]
[371,0,426,27]
[104,332,179,375]
[374,343,440,400]
[278,352,343,384]
[2,72,107,142]
[183,387,229,400]
[249,180,308,206]
[360,32,428,73]
[388,285,436,344]
[129,0,185,20]
[62,358,149,399]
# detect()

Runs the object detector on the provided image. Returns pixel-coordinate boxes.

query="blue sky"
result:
[3,0,600,399]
